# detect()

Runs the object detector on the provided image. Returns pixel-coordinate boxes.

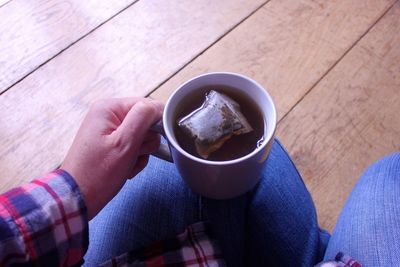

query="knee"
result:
[367,152,400,173]
[359,152,400,185]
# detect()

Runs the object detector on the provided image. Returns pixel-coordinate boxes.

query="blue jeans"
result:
[83,140,399,266]
[324,152,400,265]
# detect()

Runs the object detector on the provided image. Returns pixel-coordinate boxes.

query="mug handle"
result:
[150,120,173,163]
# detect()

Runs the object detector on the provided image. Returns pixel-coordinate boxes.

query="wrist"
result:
[59,167,95,219]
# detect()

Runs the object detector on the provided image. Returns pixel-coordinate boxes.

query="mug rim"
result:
[163,72,277,166]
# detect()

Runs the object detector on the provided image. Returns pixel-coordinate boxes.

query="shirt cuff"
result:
[0,169,88,266]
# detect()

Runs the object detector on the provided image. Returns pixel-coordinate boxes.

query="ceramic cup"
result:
[151,72,276,199]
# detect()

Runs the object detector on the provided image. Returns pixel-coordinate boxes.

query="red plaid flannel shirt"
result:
[0,169,88,266]
[0,170,361,267]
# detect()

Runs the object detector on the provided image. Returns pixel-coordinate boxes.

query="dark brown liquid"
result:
[173,85,265,161]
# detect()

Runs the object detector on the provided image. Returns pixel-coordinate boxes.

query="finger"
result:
[92,97,159,124]
[106,97,142,112]
[108,97,163,122]
[129,155,149,178]
[139,134,161,155]
[116,100,164,146]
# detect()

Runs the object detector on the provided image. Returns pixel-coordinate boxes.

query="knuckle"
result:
[138,101,158,118]
[146,100,163,117]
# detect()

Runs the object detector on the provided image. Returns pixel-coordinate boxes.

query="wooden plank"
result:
[0,0,11,8]
[277,2,400,231]
[0,0,136,93]
[150,0,395,120]
[0,0,266,192]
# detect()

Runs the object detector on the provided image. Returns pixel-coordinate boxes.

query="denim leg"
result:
[83,139,326,266]
[245,140,329,267]
[83,154,247,267]
[83,157,200,266]
[324,153,400,266]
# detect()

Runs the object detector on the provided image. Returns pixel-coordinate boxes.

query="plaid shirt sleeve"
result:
[0,169,88,267]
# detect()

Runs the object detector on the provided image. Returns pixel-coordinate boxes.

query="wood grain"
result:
[151,0,395,120]
[0,0,136,93]
[0,0,266,192]
[277,2,400,231]
[0,0,11,8]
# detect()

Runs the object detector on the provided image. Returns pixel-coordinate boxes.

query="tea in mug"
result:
[173,85,264,161]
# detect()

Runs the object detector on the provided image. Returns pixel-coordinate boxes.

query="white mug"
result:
[151,72,276,199]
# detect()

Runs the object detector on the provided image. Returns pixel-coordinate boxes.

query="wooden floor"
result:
[1,0,399,231]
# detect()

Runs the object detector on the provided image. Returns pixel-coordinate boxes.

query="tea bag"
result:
[178,90,253,159]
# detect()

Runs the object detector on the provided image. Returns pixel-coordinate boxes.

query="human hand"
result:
[61,98,163,219]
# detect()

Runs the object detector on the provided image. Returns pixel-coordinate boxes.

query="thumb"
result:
[116,100,163,145]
